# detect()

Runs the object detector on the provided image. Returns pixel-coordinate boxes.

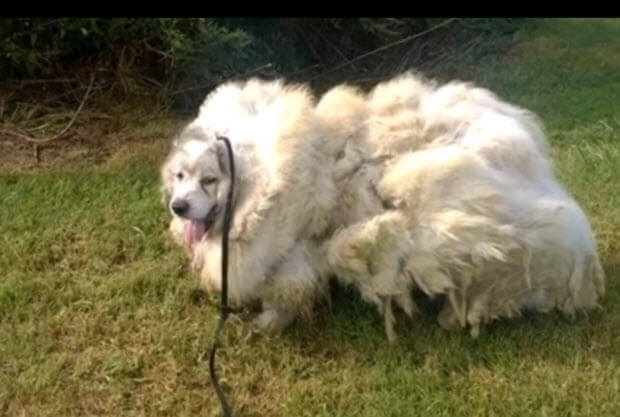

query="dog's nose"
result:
[171,200,189,216]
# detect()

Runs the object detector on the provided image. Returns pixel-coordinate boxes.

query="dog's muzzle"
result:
[171,199,189,217]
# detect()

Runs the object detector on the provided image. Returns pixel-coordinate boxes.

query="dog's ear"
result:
[160,170,172,208]
[214,140,230,176]
[160,158,173,208]
[161,185,172,208]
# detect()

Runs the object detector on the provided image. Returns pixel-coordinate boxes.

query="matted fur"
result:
[161,73,604,339]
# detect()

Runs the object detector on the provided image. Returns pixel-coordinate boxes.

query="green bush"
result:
[0,19,268,81]
[0,18,527,110]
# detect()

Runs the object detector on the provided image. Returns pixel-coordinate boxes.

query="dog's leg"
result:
[437,299,461,331]
[382,297,397,343]
[253,304,297,334]
[253,240,325,334]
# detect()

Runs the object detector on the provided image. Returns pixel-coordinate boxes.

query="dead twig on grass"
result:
[171,63,275,96]
[0,73,95,144]
[310,18,458,82]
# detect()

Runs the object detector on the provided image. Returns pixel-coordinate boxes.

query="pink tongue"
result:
[184,220,206,248]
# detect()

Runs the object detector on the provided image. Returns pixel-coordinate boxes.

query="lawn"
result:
[1,19,619,417]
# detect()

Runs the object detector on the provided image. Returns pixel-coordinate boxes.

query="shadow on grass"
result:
[244,261,620,376]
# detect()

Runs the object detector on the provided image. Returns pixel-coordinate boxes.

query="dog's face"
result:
[161,128,230,249]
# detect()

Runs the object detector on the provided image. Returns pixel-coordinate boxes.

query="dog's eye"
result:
[175,172,184,180]
[201,177,218,187]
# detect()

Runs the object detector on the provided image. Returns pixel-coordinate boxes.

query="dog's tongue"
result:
[184,220,206,248]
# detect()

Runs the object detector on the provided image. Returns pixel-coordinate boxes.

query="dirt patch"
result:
[0,114,186,172]
[0,77,190,172]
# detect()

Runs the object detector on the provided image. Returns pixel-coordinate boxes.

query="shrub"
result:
[0,18,527,110]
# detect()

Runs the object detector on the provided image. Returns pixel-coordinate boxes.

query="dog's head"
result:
[161,125,232,249]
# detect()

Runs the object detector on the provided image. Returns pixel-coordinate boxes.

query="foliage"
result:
[0,18,525,86]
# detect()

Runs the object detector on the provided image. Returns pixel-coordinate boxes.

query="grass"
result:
[1,18,619,417]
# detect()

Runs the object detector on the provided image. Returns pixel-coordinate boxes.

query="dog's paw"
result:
[253,308,296,334]
[437,303,461,331]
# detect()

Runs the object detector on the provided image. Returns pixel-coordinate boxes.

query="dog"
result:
[161,73,605,340]
[161,79,336,333]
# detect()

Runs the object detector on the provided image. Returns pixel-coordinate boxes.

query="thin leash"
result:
[208,136,236,417]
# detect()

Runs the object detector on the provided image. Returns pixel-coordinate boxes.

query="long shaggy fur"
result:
[162,73,605,340]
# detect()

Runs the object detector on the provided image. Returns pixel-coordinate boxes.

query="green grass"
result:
[1,18,619,417]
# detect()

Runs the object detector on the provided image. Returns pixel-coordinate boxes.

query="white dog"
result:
[161,73,605,340]
[161,79,336,333]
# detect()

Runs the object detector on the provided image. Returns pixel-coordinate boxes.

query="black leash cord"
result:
[208,136,235,417]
